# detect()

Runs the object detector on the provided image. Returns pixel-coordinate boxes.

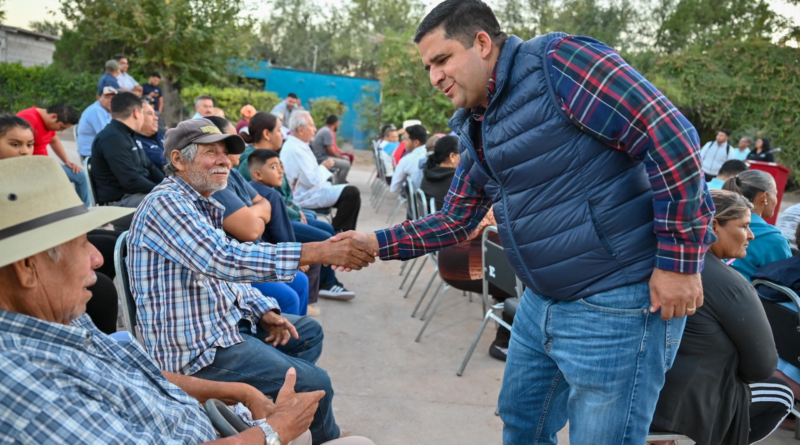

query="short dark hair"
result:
[150,72,161,78]
[0,115,32,138]
[247,148,280,171]
[45,104,79,125]
[414,0,507,47]
[719,128,731,136]
[405,124,428,145]
[114,54,127,62]
[718,160,749,177]
[207,116,234,134]
[287,93,298,99]
[325,115,339,126]
[111,92,143,119]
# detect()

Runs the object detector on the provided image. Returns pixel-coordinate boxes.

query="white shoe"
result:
[318,282,355,301]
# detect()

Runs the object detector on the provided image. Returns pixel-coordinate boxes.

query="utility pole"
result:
[312,45,319,73]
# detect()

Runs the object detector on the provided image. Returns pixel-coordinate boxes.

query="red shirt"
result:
[16,107,55,156]
[393,141,406,165]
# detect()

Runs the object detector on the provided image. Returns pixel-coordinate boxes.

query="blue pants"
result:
[292,219,337,287]
[498,283,685,444]
[251,271,309,316]
[192,316,339,444]
[62,164,91,206]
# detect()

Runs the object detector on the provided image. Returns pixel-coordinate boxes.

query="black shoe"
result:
[489,344,508,362]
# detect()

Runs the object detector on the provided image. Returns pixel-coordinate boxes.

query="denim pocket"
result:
[576,283,651,315]
[663,317,687,372]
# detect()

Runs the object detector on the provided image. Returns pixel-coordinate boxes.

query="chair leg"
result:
[387,199,402,224]
[403,256,429,298]
[375,187,388,213]
[457,310,494,376]
[415,284,449,342]
[399,257,418,288]
[411,274,440,318]
[399,258,410,277]
[421,282,449,321]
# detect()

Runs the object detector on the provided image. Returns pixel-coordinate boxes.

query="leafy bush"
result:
[179,85,280,122]
[0,63,97,114]
[309,97,347,127]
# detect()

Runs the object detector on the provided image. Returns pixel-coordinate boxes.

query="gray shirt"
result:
[310,126,334,164]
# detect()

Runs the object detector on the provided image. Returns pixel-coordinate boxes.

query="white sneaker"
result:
[318,282,355,301]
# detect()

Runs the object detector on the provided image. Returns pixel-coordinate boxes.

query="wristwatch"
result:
[258,422,282,445]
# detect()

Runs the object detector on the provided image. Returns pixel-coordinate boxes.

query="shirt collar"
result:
[286,135,308,147]
[470,62,499,121]
[0,309,91,351]
[110,118,136,136]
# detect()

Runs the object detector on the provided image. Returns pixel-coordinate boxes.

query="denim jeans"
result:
[192,315,339,444]
[61,164,91,206]
[251,271,310,315]
[292,219,337,287]
[498,283,685,445]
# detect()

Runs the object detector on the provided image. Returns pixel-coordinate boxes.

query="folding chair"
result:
[113,231,143,343]
[752,279,800,440]
[457,225,522,375]
[82,156,97,207]
[644,432,690,442]
[312,207,334,224]
[398,180,419,280]
[204,399,250,437]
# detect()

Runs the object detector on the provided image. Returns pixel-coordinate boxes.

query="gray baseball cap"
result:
[163,118,246,161]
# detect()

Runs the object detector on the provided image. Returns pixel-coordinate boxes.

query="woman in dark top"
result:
[420,136,459,211]
[651,189,794,445]
[746,137,775,163]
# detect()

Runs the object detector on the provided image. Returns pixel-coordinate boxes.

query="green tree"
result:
[55,0,255,124]
[28,20,65,37]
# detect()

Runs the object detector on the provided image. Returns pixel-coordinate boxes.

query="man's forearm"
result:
[50,138,71,164]
[162,371,255,404]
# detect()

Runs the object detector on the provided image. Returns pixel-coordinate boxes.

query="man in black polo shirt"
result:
[91,92,164,228]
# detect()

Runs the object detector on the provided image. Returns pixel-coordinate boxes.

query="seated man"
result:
[707,159,748,190]
[0,156,373,445]
[77,86,116,160]
[96,59,120,95]
[135,101,167,168]
[128,118,375,444]
[311,115,350,184]
[389,124,428,195]
[91,93,164,228]
[16,103,88,206]
[281,111,361,232]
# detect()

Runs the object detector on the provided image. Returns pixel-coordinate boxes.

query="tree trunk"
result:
[159,77,184,128]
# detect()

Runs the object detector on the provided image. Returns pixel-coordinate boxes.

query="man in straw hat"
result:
[0,156,337,444]
[127,118,376,444]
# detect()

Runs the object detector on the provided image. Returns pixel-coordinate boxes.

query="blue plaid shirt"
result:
[0,311,216,444]
[127,175,302,375]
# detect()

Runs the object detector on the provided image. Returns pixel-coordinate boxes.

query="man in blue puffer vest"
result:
[335,0,716,443]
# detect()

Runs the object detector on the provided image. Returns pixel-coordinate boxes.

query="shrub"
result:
[180,85,280,122]
[0,63,97,114]
[309,97,347,127]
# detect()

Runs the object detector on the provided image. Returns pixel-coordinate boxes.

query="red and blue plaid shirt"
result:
[376,35,714,275]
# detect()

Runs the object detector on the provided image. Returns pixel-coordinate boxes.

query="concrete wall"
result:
[0,30,56,67]
[240,62,381,150]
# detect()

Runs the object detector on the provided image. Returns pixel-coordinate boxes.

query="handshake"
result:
[298,231,380,271]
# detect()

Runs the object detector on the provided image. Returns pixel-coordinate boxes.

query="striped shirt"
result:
[127,175,301,375]
[0,311,216,444]
[376,34,714,275]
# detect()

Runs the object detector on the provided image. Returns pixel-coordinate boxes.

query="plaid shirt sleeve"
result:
[375,162,493,260]
[548,35,715,273]
[139,192,300,289]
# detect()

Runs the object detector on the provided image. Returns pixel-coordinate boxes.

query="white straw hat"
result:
[0,157,134,268]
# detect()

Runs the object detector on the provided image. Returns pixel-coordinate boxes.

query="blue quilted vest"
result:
[451,33,657,301]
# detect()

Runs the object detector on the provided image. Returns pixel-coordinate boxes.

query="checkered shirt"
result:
[127,175,301,375]
[0,311,216,444]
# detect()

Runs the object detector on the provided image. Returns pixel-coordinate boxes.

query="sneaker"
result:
[318,282,356,301]
[489,344,508,362]
[307,304,321,317]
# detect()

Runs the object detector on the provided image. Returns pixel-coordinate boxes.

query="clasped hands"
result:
[298,230,379,272]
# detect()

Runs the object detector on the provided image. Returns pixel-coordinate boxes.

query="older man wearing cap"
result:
[0,156,377,445]
[77,86,117,160]
[127,118,375,444]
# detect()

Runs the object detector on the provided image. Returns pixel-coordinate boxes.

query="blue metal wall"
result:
[239,62,380,150]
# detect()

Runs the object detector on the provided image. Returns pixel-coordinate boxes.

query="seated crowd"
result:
[2,72,799,444]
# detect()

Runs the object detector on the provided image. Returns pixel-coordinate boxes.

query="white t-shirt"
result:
[776,203,800,249]
[699,141,731,176]
[117,72,139,91]
[280,135,345,209]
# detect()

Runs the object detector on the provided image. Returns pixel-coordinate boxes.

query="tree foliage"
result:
[179,85,280,122]
[309,97,347,128]
[0,63,96,113]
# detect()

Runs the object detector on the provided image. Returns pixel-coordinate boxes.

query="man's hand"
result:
[298,264,310,273]
[258,311,299,347]
[265,368,325,443]
[242,387,276,420]
[322,158,335,169]
[299,235,377,271]
[649,268,703,320]
[65,161,83,174]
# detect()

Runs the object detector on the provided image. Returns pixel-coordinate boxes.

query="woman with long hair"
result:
[746,137,775,163]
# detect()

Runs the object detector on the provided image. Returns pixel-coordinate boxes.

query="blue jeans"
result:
[498,283,685,445]
[192,316,339,444]
[62,164,91,206]
[292,219,337,287]
[252,271,309,316]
